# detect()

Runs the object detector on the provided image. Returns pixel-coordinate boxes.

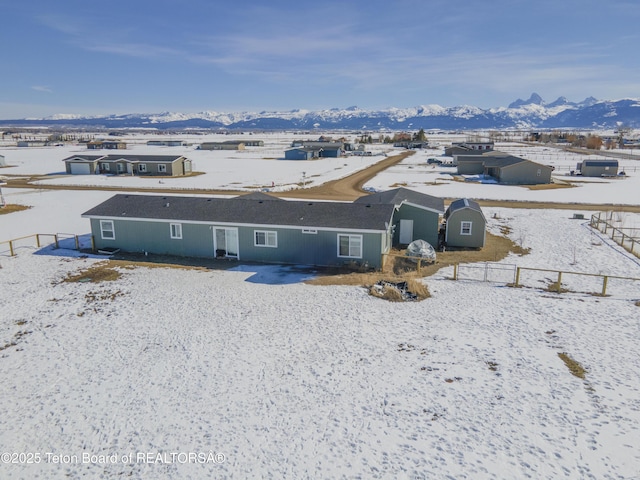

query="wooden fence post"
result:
[54,234,59,249]
[9,240,15,256]
[91,236,95,252]
[557,271,563,293]
[601,276,609,296]
[36,234,41,247]
[515,267,521,287]
[453,264,458,280]
[75,235,80,250]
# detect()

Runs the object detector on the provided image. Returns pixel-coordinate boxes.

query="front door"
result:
[214,227,239,259]
[399,219,413,244]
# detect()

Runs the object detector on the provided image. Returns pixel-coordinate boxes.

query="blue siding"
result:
[91,219,387,269]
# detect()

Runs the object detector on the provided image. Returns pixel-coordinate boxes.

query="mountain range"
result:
[2,94,639,131]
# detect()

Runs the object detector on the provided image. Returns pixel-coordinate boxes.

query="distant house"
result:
[63,154,192,176]
[446,146,485,163]
[285,147,318,160]
[146,140,186,147]
[443,199,486,249]
[457,152,552,184]
[87,139,127,150]
[354,187,444,248]
[17,140,48,147]
[577,159,619,177]
[82,188,447,269]
[449,141,494,152]
[242,140,264,147]
[482,156,552,184]
[199,141,245,150]
[290,140,344,157]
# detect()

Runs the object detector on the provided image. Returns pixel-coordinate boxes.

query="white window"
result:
[338,234,362,258]
[117,163,124,173]
[170,223,182,239]
[255,230,277,247]
[100,220,115,240]
[537,168,541,176]
[138,164,147,173]
[460,221,472,235]
[158,164,167,173]
[100,162,110,171]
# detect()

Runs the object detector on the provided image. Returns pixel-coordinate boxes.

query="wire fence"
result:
[452,262,640,298]
[590,212,640,258]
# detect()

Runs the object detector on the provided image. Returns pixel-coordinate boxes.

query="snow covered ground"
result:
[1,133,640,479]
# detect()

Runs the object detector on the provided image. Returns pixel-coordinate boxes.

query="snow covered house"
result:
[443,198,486,249]
[63,154,192,176]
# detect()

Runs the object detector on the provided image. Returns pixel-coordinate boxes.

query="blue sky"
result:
[2,0,639,118]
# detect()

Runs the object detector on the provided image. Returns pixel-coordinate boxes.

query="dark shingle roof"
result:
[481,155,528,168]
[445,198,484,219]
[63,154,185,163]
[354,187,444,213]
[581,159,618,167]
[82,194,394,231]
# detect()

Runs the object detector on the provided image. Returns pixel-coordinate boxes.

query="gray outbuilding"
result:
[443,199,486,249]
[577,159,619,177]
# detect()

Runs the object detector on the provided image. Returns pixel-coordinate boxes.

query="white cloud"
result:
[31,86,53,93]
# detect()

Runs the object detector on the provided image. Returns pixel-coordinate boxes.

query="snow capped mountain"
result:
[4,95,640,130]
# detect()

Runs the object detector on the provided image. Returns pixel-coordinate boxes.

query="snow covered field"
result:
[1,133,640,479]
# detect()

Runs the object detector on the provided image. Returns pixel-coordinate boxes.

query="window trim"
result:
[337,234,363,258]
[254,230,277,248]
[460,221,473,236]
[138,163,147,173]
[170,223,182,239]
[158,164,167,173]
[100,162,110,171]
[100,220,115,240]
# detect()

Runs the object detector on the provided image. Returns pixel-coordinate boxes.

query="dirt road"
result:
[4,149,640,212]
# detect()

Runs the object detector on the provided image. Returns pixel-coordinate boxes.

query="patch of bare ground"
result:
[62,256,217,284]
[524,182,576,191]
[307,231,526,299]
[558,352,587,379]
[0,204,31,215]
[63,262,123,283]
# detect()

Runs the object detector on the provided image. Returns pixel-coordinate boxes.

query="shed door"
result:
[399,219,413,244]
[70,163,91,174]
